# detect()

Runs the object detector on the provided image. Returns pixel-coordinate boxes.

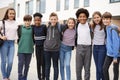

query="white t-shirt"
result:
[77,22,91,45]
[0,20,18,40]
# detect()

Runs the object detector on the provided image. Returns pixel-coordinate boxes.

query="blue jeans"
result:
[18,53,32,80]
[60,43,72,80]
[44,51,59,80]
[0,40,15,79]
[93,45,106,80]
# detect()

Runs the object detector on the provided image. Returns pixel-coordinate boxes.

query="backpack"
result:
[111,27,120,53]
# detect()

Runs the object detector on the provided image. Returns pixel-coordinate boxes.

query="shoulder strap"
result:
[57,23,61,32]
[2,20,5,36]
[31,25,35,43]
[111,28,119,35]
[17,25,22,38]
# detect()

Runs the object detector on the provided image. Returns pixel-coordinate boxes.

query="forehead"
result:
[79,13,87,17]
[34,16,41,19]
[8,10,15,13]
[49,16,58,19]
[102,17,111,20]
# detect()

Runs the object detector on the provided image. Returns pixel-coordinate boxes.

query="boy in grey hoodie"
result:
[44,12,61,80]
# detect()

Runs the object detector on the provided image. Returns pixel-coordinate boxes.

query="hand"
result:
[113,58,118,64]
[1,36,7,40]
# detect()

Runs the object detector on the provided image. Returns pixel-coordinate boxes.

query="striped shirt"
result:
[62,29,76,46]
[93,25,106,45]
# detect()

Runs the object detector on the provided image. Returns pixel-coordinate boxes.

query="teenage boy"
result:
[44,12,62,80]
[75,8,92,80]
[17,15,34,80]
[32,13,47,80]
[102,12,120,80]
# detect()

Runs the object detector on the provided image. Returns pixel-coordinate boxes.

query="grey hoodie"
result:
[44,25,61,51]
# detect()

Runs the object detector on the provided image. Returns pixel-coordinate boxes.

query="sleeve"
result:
[112,30,119,59]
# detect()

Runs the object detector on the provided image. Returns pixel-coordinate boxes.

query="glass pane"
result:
[84,0,89,7]
[29,0,33,15]
[56,0,60,11]
[64,0,69,10]
[74,0,79,8]
[40,0,46,13]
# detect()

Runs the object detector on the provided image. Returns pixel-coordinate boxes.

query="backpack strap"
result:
[17,25,22,43]
[0,20,5,36]
[31,25,35,43]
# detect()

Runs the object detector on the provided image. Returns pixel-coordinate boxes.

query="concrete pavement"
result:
[0,45,119,80]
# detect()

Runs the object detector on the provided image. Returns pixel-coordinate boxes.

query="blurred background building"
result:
[0,0,120,26]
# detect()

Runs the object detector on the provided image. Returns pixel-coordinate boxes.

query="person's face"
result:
[102,18,111,26]
[78,13,87,24]
[67,19,75,29]
[24,20,31,27]
[34,16,41,26]
[49,16,58,26]
[8,10,15,20]
[93,14,101,25]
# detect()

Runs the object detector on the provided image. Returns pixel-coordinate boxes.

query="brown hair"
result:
[67,17,76,28]
[23,15,32,21]
[67,18,76,25]
[102,12,112,19]
[92,11,104,30]
[49,12,58,19]
[3,8,16,20]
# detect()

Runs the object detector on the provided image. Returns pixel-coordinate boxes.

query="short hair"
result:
[33,12,43,18]
[75,8,89,18]
[102,12,112,19]
[49,12,58,19]
[23,15,32,21]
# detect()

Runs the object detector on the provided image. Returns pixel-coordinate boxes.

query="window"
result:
[17,4,20,17]
[25,0,33,15]
[64,0,69,10]
[110,0,120,3]
[56,0,60,11]
[36,0,40,12]
[40,0,46,13]
[84,0,89,7]
[74,0,79,8]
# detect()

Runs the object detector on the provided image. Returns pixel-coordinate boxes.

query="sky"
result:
[0,0,13,8]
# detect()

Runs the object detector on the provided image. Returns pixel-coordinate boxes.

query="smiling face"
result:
[78,13,87,24]
[102,18,111,26]
[24,20,32,27]
[49,16,58,26]
[67,19,75,29]
[34,16,41,26]
[8,10,15,20]
[93,14,102,25]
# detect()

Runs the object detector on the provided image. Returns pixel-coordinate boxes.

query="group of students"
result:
[0,7,120,80]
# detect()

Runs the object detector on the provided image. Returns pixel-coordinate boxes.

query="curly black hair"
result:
[33,12,43,18]
[75,8,89,19]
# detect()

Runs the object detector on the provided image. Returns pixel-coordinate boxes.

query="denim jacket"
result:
[106,25,120,59]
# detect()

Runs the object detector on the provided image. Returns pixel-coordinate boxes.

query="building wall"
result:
[15,0,120,25]
[0,3,14,20]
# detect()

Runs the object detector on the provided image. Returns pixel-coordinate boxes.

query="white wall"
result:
[15,0,120,23]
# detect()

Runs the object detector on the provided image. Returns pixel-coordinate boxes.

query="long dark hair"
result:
[92,11,104,30]
[2,8,16,20]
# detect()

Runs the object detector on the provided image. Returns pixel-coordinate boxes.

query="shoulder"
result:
[41,24,47,28]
